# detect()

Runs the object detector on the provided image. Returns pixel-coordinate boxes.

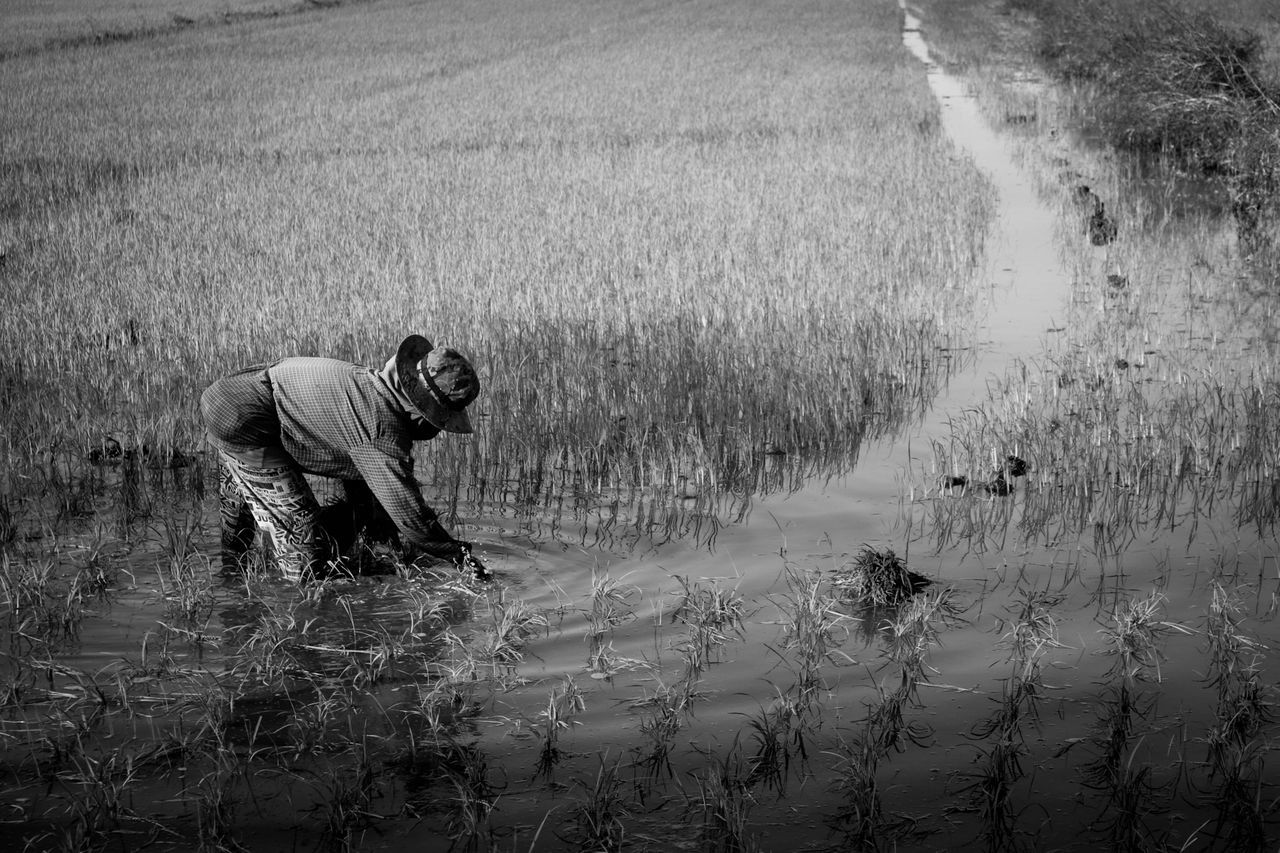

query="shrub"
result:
[1013,0,1280,246]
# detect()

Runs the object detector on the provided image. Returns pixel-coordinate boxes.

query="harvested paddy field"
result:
[1,0,1277,851]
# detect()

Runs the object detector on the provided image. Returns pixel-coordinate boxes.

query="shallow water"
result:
[4,9,1278,853]
[454,7,1279,849]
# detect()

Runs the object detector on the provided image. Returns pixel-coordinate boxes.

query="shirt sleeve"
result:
[346,444,466,561]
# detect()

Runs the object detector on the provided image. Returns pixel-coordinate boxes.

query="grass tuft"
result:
[833,546,931,608]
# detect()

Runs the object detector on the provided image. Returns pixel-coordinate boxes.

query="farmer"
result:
[200,334,487,583]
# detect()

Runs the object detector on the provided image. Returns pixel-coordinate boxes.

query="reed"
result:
[771,563,853,713]
[629,683,684,797]
[585,566,639,678]
[0,553,85,655]
[956,586,1067,850]
[1198,580,1274,849]
[737,690,809,795]
[1076,590,1188,850]
[533,675,586,780]
[288,686,358,758]
[1204,583,1270,744]
[829,721,885,851]
[883,588,963,699]
[564,753,628,852]
[73,525,125,602]
[191,746,248,853]
[828,588,958,848]
[154,509,214,627]
[310,740,383,853]
[673,574,748,675]
[324,601,406,690]
[226,603,311,685]
[1099,591,1185,686]
[688,745,758,853]
[0,495,14,546]
[55,745,154,849]
[471,589,549,687]
[439,739,500,851]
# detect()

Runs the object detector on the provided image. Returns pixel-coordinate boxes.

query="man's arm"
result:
[346,444,467,562]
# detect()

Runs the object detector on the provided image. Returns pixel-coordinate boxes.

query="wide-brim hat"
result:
[395,334,480,434]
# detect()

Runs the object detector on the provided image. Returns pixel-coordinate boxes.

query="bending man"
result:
[201,334,486,582]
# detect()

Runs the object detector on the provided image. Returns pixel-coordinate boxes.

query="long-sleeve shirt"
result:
[200,357,465,560]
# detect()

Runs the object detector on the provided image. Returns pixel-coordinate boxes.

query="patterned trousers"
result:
[216,451,327,583]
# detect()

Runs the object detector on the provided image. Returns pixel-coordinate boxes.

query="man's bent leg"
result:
[217,463,256,572]
[218,453,326,583]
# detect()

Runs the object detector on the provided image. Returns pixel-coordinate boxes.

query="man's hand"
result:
[455,543,491,580]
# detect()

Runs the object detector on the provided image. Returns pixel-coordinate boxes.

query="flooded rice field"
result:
[3,8,1278,853]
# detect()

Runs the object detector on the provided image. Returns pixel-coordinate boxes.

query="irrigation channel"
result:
[5,5,1278,852]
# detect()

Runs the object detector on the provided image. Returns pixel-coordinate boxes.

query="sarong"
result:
[216,451,326,583]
